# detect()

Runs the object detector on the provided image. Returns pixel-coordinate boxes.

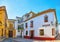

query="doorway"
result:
[9,31,13,37]
[30,30,34,39]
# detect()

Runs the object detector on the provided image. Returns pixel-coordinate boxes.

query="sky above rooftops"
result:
[0,0,60,23]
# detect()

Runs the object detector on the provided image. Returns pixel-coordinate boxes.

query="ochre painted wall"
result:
[0,6,16,38]
[13,30,16,38]
[0,6,8,37]
[6,19,16,38]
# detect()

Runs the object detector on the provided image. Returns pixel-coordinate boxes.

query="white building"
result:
[23,9,57,40]
[58,23,60,33]
[14,17,24,37]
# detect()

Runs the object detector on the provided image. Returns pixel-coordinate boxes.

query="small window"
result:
[5,22,7,27]
[25,23,27,28]
[18,25,20,32]
[26,14,30,18]
[40,29,44,36]
[26,31,28,35]
[1,29,3,36]
[18,20,20,23]
[30,21,33,27]
[0,21,2,26]
[44,15,48,22]
[52,28,55,36]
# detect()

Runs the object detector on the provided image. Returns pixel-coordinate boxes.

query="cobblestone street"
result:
[2,38,13,42]
[13,38,58,42]
[1,37,60,42]
[2,38,33,42]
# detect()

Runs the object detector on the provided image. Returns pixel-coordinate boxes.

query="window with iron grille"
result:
[44,15,48,22]
[18,25,20,32]
[52,28,55,36]
[40,29,44,36]
[30,21,33,27]
[0,21,2,26]
[18,20,20,23]
[25,23,28,28]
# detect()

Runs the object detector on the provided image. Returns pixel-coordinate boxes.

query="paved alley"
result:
[1,38,60,42]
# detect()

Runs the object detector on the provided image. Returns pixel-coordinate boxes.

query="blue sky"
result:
[0,0,60,23]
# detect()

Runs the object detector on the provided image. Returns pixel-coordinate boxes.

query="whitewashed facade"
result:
[14,17,24,37]
[23,9,57,40]
[14,19,19,37]
[58,24,60,33]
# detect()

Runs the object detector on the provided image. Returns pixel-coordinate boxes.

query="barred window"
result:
[52,28,55,36]
[30,21,33,27]
[0,21,2,26]
[40,29,44,36]
[44,15,48,22]
[25,23,28,28]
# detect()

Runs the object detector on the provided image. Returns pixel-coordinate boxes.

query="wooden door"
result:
[30,30,34,39]
[9,31,13,37]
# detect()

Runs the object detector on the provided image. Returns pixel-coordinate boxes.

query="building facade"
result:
[15,17,24,37]
[6,19,16,38]
[58,23,60,34]
[0,6,8,38]
[23,9,57,40]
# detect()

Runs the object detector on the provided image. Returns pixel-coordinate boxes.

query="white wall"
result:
[23,13,33,21]
[24,12,56,38]
[58,24,60,33]
[15,20,18,29]
[15,20,21,37]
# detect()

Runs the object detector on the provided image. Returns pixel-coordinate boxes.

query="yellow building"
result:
[6,19,16,38]
[0,6,16,38]
[0,6,8,38]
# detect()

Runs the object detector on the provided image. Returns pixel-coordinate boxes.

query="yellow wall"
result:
[13,30,16,38]
[6,29,9,38]
[8,20,14,28]
[6,19,16,38]
[0,6,16,38]
[0,6,8,37]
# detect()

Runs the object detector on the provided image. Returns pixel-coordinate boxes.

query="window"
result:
[44,15,48,22]
[25,23,27,28]
[18,20,20,23]
[1,29,3,36]
[0,21,2,26]
[26,14,30,18]
[5,23,7,27]
[40,29,44,36]
[52,28,55,36]
[18,25,20,32]
[30,21,33,27]
[26,31,28,35]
